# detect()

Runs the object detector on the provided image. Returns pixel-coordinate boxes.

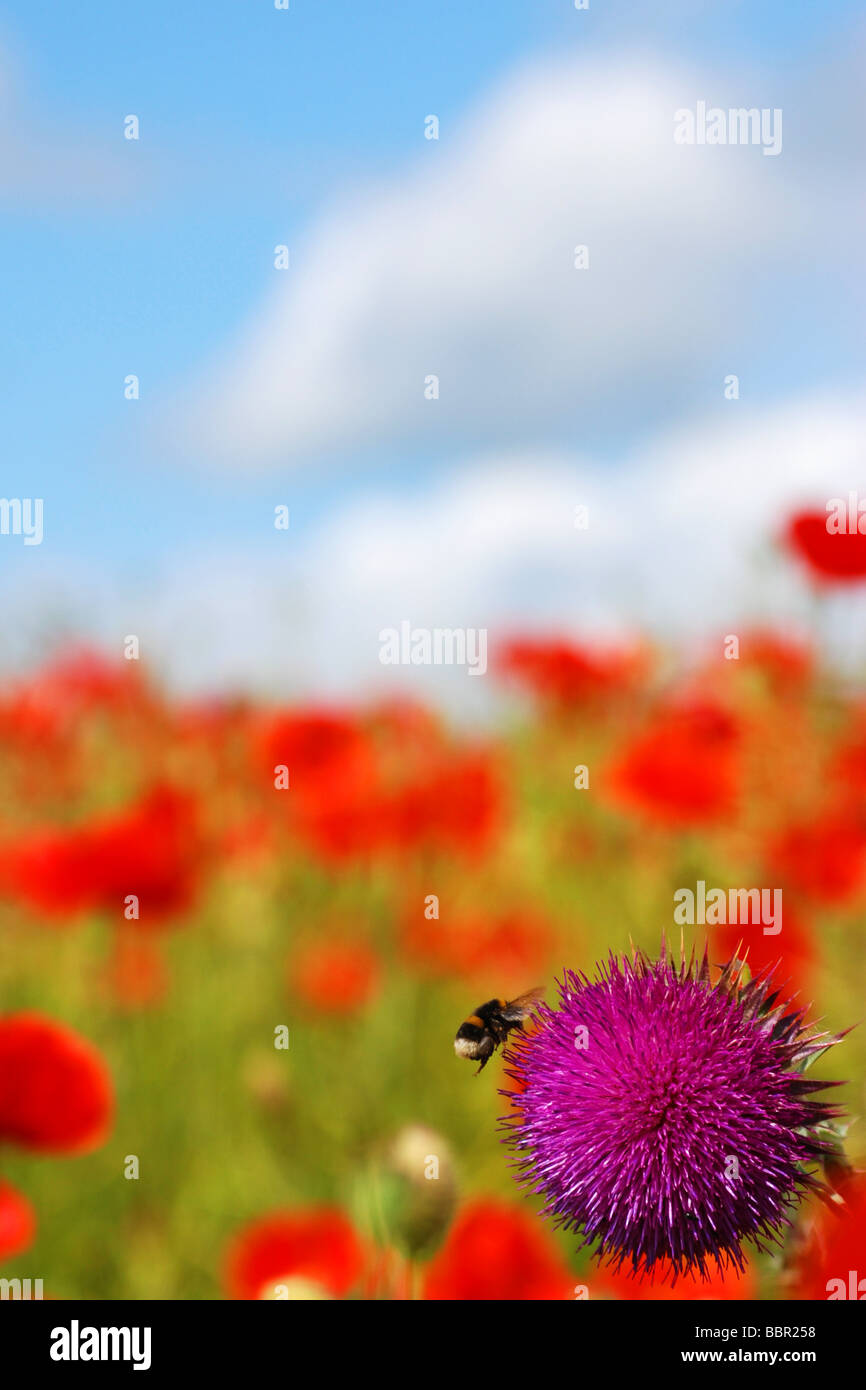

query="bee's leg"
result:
[474,1053,490,1076]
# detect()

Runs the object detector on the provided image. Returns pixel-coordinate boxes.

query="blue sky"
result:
[1,2,864,697]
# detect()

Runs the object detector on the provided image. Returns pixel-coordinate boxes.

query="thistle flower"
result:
[500,946,847,1284]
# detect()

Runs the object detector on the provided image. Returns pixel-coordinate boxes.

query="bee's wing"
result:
[500,986,546,1022]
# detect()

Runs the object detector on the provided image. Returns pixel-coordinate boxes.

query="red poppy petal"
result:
[423,1199,574,1300]
[0,1013,113,1153]
[224,1208,365,1300]
[0,1181,36,1261]
[786,511,866,583]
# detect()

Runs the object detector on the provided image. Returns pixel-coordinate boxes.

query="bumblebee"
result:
[454,988,545,1074]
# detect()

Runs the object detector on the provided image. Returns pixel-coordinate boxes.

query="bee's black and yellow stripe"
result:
[455,1014,487,1047]
[456,990,543,1071]
[456,999,516,1048]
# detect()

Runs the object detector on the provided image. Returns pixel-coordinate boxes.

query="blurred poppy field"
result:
[0,514,865,1301]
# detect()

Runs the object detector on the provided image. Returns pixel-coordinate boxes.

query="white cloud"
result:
[284,393,866,708]
[14,392,862,717]
[176,50,858,466]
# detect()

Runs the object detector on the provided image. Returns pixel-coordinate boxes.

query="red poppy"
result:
[602,1257,755,1300]
[0,783,201,925]
[291,782,388,861]
[0,652,151,800]
[224,1208,365,1300]
[294,748,503,865]
[0,691,63,751]
[291,939,380,1015]
[708,902,817,1000]
[785,510,866,584]
[769,811,866,906]
[12,646,151,728]
[36,645,146,705]
[254,708,386,862]
[0,1181,36,1261]
[255,709,376,805]
[607,701,741,828]
[423,1199,574,1300]
[498,636,646,707]
[0,1013,113,1154]
[790,1177,866,1300]
[385,750,504,858]
[403,908,553,988]
[0,651,155,798]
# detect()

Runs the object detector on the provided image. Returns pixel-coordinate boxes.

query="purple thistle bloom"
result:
[500,946,846,1283]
